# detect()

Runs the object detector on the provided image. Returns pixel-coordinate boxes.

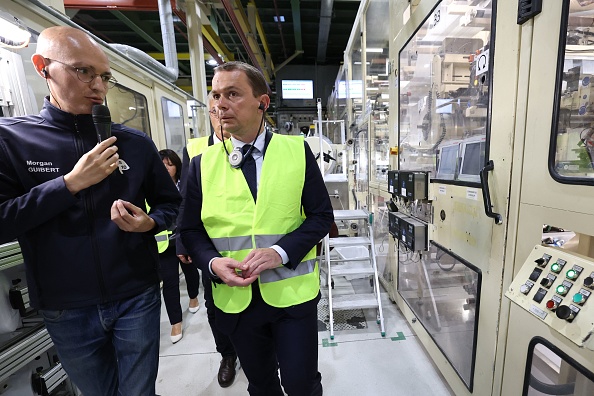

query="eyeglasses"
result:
[45,58,118,89]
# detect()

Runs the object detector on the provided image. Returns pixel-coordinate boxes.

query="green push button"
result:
[566,269,578,280]
[551,263,561,273]
[573,293,585,305]
[556,285,567,295]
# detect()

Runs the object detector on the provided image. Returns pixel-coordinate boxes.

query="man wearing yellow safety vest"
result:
[180,61,333,396]
[176,95,238,388]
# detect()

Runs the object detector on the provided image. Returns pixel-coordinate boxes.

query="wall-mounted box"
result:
[398,171,428,201]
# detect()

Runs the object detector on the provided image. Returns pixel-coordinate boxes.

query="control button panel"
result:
[505,245,594,349]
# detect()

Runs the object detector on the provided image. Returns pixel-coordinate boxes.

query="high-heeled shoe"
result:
[188,298,200,313]
[170,323,183,344]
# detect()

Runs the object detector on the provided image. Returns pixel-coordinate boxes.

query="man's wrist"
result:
[208,257,220,278]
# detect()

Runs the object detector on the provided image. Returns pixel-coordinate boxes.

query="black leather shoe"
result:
[218,355,237,388]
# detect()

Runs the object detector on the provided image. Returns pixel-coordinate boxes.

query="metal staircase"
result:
[324,210,385,339]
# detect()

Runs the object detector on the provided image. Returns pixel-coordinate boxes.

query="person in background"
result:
[158,149,200,343]
[180,61,333,396]
[0,26,181,396]
[176,95,239,387]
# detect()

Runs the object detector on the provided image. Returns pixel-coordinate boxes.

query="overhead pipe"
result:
[157,0,179,81]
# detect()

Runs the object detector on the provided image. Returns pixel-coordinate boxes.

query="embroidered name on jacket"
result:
[26,160,59,173]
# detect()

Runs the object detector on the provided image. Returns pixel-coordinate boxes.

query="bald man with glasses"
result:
[0,26,181,396]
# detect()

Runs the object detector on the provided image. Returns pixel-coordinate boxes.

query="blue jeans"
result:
[40,285,161,396]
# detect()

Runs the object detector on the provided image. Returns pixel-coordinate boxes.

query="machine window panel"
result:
[160,97,186,158]
[523,337,594,396]
[365,0,390,183]
[551,2,594,183]
[397,241,481,391]
[106,85,151,138]
[398,0,493,184]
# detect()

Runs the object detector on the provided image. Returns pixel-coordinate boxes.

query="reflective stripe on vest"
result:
[201,135,319,313]
[259,259,316,283]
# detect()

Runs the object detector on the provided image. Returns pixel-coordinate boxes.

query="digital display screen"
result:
[337,80,363,99]
[460,141,486,176]
[436,144,459,179]
[281,80,314,99]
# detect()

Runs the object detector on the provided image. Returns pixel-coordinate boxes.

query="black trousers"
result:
[222,283,322,396]
[202,275,236,357]
[159,244,200,325]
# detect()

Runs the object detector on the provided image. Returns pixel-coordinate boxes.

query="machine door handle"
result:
[479,160,503,225]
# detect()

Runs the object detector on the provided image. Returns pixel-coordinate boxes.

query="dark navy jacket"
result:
[0,98,181,310]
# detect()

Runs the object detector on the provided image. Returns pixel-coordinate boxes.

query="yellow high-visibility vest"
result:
[200,135,318,313]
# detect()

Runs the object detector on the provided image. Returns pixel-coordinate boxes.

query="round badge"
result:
[229,149,243,168]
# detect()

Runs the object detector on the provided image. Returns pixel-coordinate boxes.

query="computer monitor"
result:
[458,137,486,183]
[436,143,460,180]
[281,80,314,99]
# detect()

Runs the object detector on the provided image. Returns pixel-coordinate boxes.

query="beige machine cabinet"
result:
[506,245,594,349]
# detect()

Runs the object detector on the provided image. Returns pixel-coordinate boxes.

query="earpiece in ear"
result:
[258,103,265,111]
[42,68,47,78]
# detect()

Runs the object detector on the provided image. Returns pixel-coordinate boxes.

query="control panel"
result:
[505,245,594,349]
[397,171,428,201]
[388,211,428,251]
[387,170,399,196]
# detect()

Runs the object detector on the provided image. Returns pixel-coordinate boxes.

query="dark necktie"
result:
[241,144,257,201]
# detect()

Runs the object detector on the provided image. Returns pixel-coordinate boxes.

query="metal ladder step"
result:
[332,294,379,310]
[329,257,371,263]
[333,209,370,221]
[331,262,374,277]
[328,237,371,247]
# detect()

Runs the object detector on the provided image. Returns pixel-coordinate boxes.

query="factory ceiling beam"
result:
[247,1,272,73]
[291,0,303,53]
[203,25,234,61]
[317,0,334,63]
[63,0,224,65]
[110,10,164,51]
[220,0,273,83]
[271,0,287,59]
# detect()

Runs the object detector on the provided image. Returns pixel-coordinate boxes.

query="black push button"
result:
[533,288,547,303]
[529,268,542,282]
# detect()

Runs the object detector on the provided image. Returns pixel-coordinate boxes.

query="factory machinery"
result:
[325,0,594,394]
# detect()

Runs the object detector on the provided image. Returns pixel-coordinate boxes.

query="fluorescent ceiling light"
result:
[207,59,218,66]
[273,16,285,22]
[366,48,384,53]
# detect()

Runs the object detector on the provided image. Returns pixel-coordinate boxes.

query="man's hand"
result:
[212,257,257,287]
[178,255,192,264]
[64,136,119,194]
[239,248,282,278]
[110,199,156,232]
